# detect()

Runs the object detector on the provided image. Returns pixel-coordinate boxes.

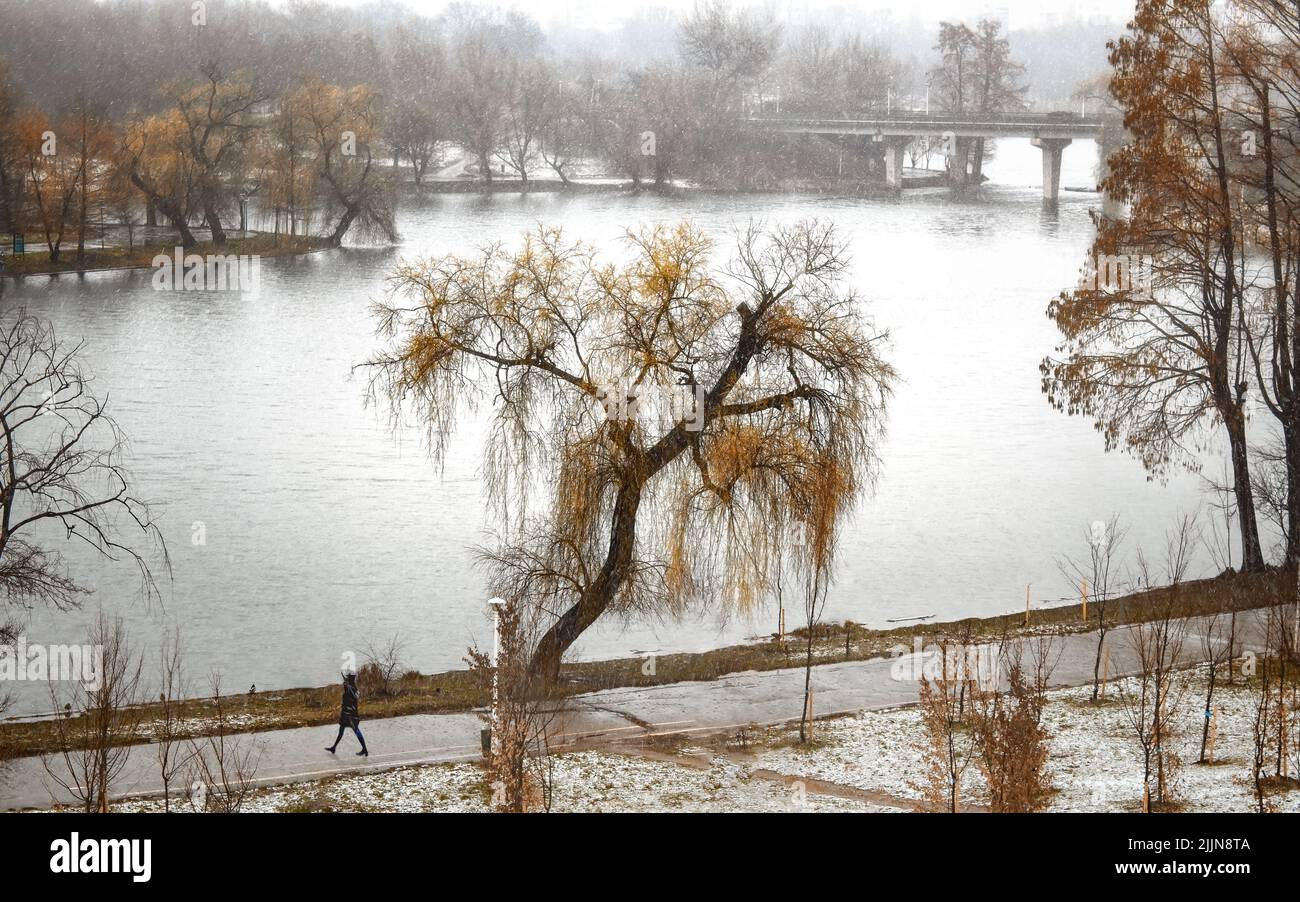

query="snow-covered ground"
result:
[107,668,1299,813]
[755,668,1300,813]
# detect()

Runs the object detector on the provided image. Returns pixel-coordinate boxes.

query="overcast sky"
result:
[285,0,1138,31]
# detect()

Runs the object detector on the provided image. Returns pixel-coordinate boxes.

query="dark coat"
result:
[339,681,360,728]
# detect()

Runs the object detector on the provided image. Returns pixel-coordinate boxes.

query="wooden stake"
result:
[1207,708,1218,764]
[1025,584,1031,627]
[1081,578,1088,622]
[1142,784,1150,813]
[806,687,815,740]
[778,607,785,642]
[1282,697,1289,779]
[1100,647,1110,699]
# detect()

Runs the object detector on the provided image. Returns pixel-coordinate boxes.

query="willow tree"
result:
[173,65,268,247]
[371,221,894,678]
[1042,0,1265,571]
[124,110,200,247]
[295,79,397,247]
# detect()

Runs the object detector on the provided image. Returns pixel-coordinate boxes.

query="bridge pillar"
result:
[882,136,911,192]
[1031,137,1072,203]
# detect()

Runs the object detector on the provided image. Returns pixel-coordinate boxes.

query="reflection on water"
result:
[0,140,1243,712]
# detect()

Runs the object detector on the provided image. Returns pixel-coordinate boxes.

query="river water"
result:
[1,139,1253,712]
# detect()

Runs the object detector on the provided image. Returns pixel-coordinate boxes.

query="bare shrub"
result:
[42,613,143,812]
[186,673,261,812]
[911,638,977,812]
[0,617,17,720]
[1119,518,1196,811]
[360,634,407,698]
[1057,514,1127,702]
[968,634,1061,812]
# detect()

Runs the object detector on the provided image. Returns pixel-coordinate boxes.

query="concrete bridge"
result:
[744,111,1104,201]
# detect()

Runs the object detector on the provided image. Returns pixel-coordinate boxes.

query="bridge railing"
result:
[742,110,1101,127]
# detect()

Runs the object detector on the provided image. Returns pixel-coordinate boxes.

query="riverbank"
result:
[0,173,975,281]
[0,233,331,279]
[0,567,1284,762]
[410,170,949,196]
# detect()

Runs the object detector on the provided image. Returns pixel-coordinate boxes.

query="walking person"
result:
[325,671,369,757]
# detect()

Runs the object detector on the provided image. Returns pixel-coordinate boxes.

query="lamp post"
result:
[488,597,507,758]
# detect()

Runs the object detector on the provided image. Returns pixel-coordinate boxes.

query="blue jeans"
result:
[332,724,365,748]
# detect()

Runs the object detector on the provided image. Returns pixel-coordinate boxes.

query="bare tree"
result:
[1057,514,1127,702]
[385,25,449,186]
[1,313,167,617]
[1119,519,1197,811]
[797,567,828,743]
[42,613,143,812]
[1225,1,1300,569]
[1197,611,1233,764]
[155,626,190,813]
[498,58,563,187]
[678,1,780,88]
[442,5,543,185]
[537,76,584,185]
[186,673,261,813]
[911,637,977,812]
[172,64,269,247]
[1249,604,1287,812]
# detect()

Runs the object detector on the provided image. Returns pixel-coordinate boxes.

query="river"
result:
[1,138,1253,713]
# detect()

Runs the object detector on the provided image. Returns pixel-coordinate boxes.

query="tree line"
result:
[0,0,1040,259]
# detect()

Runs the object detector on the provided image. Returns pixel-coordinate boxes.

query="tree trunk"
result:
[76,176,87,263]
[205,203,226,247]
[1091,626,1106,702]
[329,206,358,247]
[800,628,813,742]
[530,482,643,680]
[1223,403,1265,571]
[1200,656,1217,763]
[1286,422,1300,568]
[167,209,197,248]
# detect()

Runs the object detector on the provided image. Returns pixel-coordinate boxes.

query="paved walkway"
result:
[0,607,1275,810]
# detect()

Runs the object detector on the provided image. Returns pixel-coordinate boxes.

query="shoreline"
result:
[0,234,333,280]
[0,567,1284,761]
[1,173,967,280]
